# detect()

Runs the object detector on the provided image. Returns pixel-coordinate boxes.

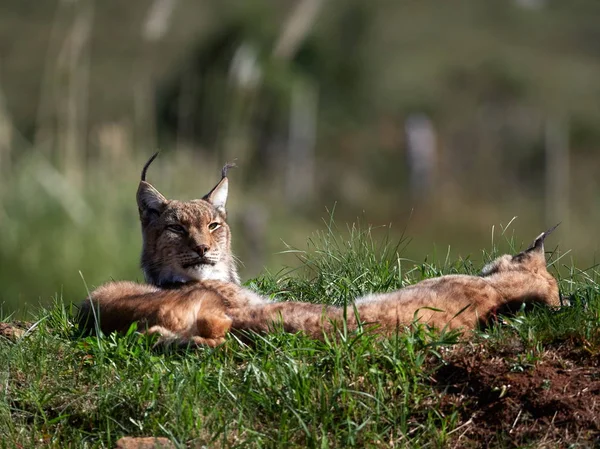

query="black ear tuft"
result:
[141,152,160,182]
[221,162,236,179]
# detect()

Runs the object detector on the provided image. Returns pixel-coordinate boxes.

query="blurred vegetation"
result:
[1,0,600,314]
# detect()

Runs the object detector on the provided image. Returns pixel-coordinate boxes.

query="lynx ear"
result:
[137,182,167,220]
[525,223,560,256]
[204,163,235,212]
[137,153,167,221]
[205,177,228,210]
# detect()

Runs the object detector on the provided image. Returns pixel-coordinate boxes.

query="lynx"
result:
[227,226,561,339]
[79,227,560,345]
[137,153,240,286]
[78,154,265,344]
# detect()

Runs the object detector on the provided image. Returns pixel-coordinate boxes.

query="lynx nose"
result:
[195,244,210,258]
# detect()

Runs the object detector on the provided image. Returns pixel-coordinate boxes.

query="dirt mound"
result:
[435,342,600,447]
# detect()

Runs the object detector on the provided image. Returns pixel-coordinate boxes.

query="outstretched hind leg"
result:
[144,325,183,347]
[145,325,179,339]
[145,321,230,348]
[188,335,226,347]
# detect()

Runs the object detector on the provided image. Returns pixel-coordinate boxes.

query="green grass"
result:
[1,227,599,448]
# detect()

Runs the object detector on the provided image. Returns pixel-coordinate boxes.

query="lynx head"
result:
[136,153,240,287]
[480,224,561,306]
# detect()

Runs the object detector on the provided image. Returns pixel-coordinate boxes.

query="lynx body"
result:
[229,231,560,339]
[80,228,560,345]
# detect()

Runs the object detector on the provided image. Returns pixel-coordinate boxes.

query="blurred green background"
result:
[1,0,600,315]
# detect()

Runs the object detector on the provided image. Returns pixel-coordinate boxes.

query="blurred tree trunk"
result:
[405,114,437,205]
[0,87,12,178]
[545,116,569,230]
[59,0,93,187]
[136,0,179,170]
[32,0,93,186]
[285,79,317,205]
[274,0,323,206]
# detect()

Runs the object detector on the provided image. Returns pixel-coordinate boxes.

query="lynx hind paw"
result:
[145,325,179,340]
[160,335,226,348]
[188,336,227,347]
[144,325,226,348]
[143,325,181,348]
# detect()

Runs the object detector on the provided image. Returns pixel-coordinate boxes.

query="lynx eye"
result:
[208,222,221,231]
[166,224,186,234]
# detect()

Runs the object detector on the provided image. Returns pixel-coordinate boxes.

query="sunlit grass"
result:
[1,225,599,447]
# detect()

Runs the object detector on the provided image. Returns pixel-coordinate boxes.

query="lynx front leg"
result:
[147,310,232,348]
[193,314,232,345]
[187,335,227,347]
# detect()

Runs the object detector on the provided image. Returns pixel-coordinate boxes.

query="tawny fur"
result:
[136,154,240,286]
[227,230,560,339]
[79,230,560,345]
[78,280,265,347]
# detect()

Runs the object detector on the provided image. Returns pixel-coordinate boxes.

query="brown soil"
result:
[434,341,600,448]
[0,321,33,341]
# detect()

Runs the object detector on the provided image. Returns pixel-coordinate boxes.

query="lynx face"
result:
[137,155,240,286]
